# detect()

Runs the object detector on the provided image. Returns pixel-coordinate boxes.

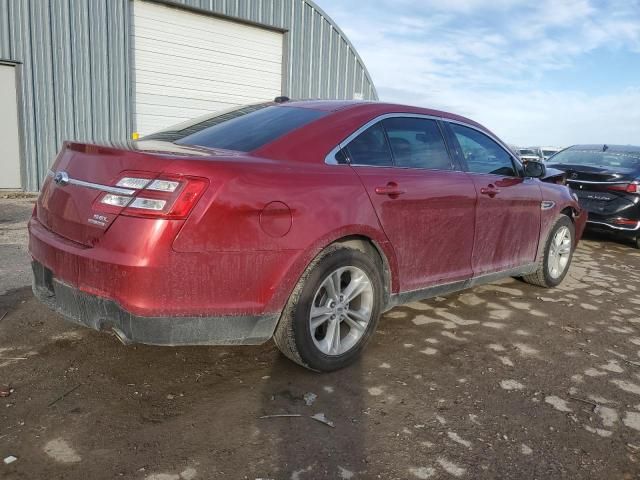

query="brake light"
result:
[608,183,639,193]
[96,175,208,219]
[163,177,208,217]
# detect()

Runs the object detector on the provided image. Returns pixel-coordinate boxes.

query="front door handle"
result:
[375,182,405,198]
[480,184,500,197]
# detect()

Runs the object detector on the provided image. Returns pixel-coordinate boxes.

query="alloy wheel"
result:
[309,266,374,356]
[548,226,572,279]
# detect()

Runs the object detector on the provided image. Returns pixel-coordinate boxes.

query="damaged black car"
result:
[548,144,640,248]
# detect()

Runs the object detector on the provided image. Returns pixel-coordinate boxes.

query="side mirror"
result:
[524,160,546,178]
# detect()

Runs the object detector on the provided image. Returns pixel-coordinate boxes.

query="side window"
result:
[344,123,393,166]
[334,149,349,165]
[449,123,517,176]
[383,117,452,170]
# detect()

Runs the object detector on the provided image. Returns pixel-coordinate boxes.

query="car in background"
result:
[29,100,586,371]
[537,146,562,161]
[547,144,640,248]
[518,148,542,163]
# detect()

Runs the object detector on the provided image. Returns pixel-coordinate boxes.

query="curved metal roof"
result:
[0,0,379,190]
[302,0,378,100]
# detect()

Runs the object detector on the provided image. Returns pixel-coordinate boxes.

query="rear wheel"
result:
[523,215,575,288]
[634,236,640,250]
[273,245,384,372]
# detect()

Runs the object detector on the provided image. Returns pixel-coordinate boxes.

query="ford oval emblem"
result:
[53,171,70,186]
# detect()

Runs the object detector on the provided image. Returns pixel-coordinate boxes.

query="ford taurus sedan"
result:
[29,100,586,371]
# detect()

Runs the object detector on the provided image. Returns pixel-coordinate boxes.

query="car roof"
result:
[282,99,488,132]
[254,100,502,163]
[568,144,640,153]
[283,100,374,111]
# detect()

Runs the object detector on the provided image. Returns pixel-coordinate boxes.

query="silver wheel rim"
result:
[548,226,572,279]
[309,266,374,356]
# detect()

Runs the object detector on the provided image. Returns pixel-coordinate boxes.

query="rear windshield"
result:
[550,149,640,169]
[144,104,327,152]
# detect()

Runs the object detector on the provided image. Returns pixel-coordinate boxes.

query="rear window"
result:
[144,104,327,152]
[550,149,640,169]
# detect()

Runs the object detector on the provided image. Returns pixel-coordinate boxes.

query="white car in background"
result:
[518,148,541,163]
[537,146,562,161]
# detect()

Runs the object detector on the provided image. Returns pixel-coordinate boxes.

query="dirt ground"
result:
[2,198,640,480]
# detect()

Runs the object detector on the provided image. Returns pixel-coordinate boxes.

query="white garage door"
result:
[0,64,21,189]
[131,0,284,136]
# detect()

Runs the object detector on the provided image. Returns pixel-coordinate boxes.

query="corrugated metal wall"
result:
[0,0,377,191]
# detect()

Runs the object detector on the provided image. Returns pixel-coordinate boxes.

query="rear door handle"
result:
[480,184,500,197]
[375,182,405,197]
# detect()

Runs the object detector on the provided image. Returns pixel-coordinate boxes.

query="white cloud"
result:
[392,85,640,146]
[322,0,640,145]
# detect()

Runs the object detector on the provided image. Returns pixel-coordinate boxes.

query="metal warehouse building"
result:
[0,0,377,191]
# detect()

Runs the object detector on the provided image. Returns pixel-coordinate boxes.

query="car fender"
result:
[168,158,400,313]
[536,182,586,261]
[262,223,400,313]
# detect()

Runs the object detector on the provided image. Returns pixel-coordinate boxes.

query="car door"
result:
[444,122,542,275]
[336,116,477,292]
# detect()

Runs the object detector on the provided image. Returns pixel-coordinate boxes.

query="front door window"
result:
[449,123,517,177]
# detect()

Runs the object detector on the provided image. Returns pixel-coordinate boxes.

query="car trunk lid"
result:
[547,163,638,215]
[548,163,637,183]
[37,141,212,246]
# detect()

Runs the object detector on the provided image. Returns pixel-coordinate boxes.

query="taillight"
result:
[96,175,208,219]
[612,218,639,226]
[608,182,639,193]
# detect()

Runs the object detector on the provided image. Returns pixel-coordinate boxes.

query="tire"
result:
[273,244,384,372]
[634,236,640,250]
[523,215,575,288]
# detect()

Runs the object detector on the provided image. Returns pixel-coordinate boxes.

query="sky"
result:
[319,0,640,147]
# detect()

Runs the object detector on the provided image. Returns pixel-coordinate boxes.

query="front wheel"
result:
[273,245,384,372]
[522,215,575,288]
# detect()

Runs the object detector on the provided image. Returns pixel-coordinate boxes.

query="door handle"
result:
[480,184,500,197]
[375,182,405,197]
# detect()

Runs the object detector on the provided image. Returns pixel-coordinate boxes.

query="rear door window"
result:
[449,123,517,176]
[344,123,393,166]
[145,105,327,152]
[383,117,452,170]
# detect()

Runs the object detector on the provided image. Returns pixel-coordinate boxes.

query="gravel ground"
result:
[0,197,34,295]
[1,198,640,479]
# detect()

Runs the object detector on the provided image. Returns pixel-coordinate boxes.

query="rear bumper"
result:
[586,220,640,237]
[28,215,299,317]
[585,212,640,237]
[574,190,640,237]
[32,260,279,346]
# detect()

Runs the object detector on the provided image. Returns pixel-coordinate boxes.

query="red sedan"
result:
[29,100,586,371]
